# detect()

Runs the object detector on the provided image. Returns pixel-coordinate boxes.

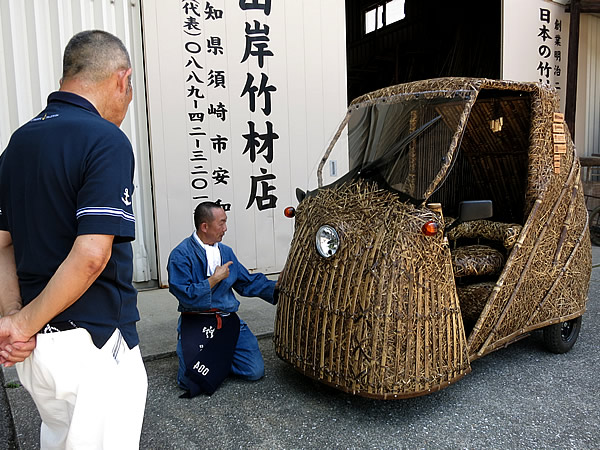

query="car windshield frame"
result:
[317,88,478,204]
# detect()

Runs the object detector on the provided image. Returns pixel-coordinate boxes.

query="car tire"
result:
[542,316,582,354]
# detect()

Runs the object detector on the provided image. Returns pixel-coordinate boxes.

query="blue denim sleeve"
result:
[167,246,212,311]
[230,253,276,304]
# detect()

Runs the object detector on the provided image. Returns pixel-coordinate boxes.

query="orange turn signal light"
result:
[284,206,296,218]
[421,220,439,236]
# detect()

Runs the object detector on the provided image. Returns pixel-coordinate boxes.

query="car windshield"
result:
[328,91,471,203]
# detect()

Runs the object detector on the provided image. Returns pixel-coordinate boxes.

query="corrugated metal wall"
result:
[0,0,157,283]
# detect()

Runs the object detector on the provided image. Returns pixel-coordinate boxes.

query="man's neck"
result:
[59,81,100,112]
[195,231,216,246]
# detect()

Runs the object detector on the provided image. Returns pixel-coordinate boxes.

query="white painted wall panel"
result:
[502,0,570,112]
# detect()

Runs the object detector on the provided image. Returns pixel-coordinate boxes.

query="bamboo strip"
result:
[423,278,431,392]
[326,259,346,383]
[335,248,361,382]
[477,310,585,358]
[318,267,335,378]
[299,268,319,371]
[403,262,416,394]
[451,294,459,381]
[432,278,441,388]
[393,250,408,389]
[552,182,579,265]
[362,230,387,392]
[527,221,588,326]
[378,233,400,392]
[443,304,452,384]
[414,270,424,393]
[317,110,352,187]
[348,231,384,393]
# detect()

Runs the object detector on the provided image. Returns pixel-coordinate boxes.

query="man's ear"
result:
[117,67,133,94]
[200,222,209,233]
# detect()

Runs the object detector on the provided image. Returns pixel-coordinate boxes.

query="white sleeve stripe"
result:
[76,207,135,223]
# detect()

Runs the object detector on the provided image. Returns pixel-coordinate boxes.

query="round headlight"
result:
[315,225,340,258]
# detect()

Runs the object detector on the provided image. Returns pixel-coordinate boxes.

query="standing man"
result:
[167,202,278,397]
[0,30,147,448]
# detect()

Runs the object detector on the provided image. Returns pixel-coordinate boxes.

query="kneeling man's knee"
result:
[243,361,265,381]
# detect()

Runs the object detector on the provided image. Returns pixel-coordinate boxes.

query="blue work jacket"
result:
[167,234,276,312]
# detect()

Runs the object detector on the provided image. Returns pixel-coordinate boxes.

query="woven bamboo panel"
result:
[274,180,470,399]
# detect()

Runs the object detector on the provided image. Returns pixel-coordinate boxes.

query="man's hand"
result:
[0,313,36,367]
[0,336,36,367]
[208,261,233,288]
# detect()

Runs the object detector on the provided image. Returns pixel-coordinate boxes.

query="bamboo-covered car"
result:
[274,78,591,399]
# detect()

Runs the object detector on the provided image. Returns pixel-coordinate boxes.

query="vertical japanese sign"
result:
[238,1,279,213]
[181,0,232,211]
[178,0,283,264]
[536,6,565,93]
[143,0,348,282]
[181,0,282,214]
[502,0,569,111]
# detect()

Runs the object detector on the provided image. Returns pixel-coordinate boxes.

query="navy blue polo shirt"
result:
[0,91,140,349]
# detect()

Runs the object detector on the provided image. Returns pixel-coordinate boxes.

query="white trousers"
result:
[16,328,148,450]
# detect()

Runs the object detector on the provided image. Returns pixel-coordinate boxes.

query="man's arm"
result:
[231,254,277,304]
[0,231,22,316]
[0,234,113,365]
[0,230,35,365]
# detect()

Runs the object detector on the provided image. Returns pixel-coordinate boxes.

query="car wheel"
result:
[542,316,582,354]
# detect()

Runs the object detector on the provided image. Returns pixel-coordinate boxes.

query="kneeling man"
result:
[167,202,277,397]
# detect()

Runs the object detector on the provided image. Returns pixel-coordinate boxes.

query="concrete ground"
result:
[2,253,600,449]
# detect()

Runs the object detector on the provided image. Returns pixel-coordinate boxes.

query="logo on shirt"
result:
[30,113,59,123]
[121,188,132,206]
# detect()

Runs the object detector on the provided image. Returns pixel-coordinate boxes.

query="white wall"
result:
[501,0,600,157]
[142,0,348,283]
[502,0,570,113]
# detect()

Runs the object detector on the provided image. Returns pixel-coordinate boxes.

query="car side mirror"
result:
[446,200,493,233]
[296,188,307,203]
